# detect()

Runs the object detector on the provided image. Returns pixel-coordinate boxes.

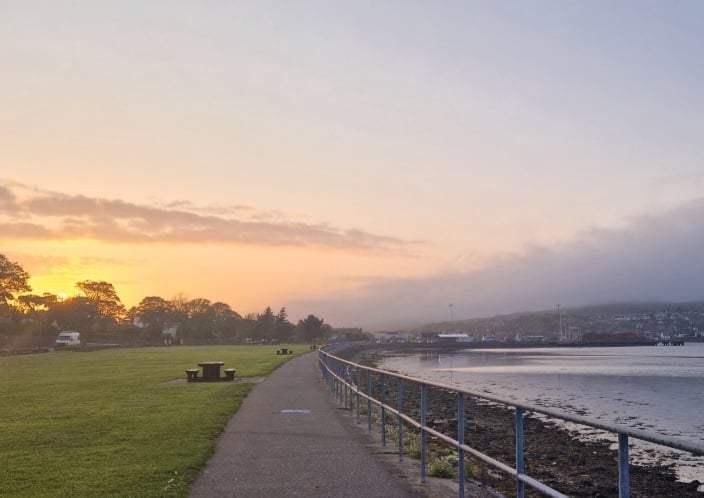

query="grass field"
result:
[0,345,304,497]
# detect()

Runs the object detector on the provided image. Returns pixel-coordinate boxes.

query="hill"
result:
[412,301,704,340]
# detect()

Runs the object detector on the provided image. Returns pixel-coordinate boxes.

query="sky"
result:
[2,1,704,328]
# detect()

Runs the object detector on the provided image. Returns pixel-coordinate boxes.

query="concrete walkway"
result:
[190,352,422,498]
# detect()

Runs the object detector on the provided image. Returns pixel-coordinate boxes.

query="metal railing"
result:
[318,348,704,498]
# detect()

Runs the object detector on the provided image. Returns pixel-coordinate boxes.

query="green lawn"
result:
[0,345,304,497]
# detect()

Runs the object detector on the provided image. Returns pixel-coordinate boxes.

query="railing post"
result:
[515,407,525,498]
[420,383,427,483]
[356,368,361,424]
[335,367,342,403]
[367,370,372,432]
[338,366,343,403]
[398,378,404,462]
[618,433,630,498]
[339,365,343,404]
[344,380,348,409]
[457,393,465,498]
[380,374,386,446]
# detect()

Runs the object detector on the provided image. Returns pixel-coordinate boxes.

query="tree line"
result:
[0,253,342,350]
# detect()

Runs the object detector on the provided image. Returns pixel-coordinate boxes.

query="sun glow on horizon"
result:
[8,234,434,318]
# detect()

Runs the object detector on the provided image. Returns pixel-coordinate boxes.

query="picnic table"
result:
[198,361,225,381]
[186,362,237,382]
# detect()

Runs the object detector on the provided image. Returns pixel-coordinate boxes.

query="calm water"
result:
[380,343,704,483]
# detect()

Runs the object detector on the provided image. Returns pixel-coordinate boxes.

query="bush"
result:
[429,456,456,479]
[405,433,421,459]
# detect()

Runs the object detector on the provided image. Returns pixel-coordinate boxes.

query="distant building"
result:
[437,333,472,344]
[420,332,438,343]
[378,331,408,344]
[522,335,546,343]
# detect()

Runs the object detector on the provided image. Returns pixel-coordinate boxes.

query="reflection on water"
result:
[381,344,704,483]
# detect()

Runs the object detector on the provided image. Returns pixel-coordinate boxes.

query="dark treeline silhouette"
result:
[0,253,349,351]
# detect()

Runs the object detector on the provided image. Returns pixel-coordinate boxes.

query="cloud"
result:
[0,185,19,213]
[0,182,411,251]
[3,253,71,273]
[2,252,134,284]
[294,198,704,329]
[161,200,259,217]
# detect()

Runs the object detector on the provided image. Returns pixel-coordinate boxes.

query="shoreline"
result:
[344,347,703,497]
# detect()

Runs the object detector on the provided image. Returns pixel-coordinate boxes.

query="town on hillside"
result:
[374,302,704,346]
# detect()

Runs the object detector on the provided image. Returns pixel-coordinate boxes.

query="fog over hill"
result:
[415,301,704,338]
[295,199,704,330]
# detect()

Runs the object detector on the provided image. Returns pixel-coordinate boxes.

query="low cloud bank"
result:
[297,199,704,329]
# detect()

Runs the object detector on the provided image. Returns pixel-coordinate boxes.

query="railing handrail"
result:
[319,347,704,498]
[319,348,704,456]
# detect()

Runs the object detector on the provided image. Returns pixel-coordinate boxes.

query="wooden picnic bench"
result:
[186,368,200,382]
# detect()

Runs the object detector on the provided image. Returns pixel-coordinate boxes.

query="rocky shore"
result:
[343,348,702,498]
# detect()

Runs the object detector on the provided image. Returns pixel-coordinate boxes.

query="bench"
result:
[186,368,200,382]
[225,368,236,381]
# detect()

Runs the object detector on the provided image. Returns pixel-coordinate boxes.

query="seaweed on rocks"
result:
[340,348,703,498]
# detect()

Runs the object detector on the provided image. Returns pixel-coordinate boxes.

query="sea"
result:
[379,343,704,485]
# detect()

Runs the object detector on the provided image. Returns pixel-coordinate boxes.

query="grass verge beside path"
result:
[0,345,304,497]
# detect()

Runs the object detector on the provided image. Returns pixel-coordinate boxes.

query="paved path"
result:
[190,352,421,498]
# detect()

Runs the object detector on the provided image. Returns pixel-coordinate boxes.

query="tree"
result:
[256,306,277,341]
[334,327,372,342]
[0,254,31,306]
[16,293,57,314]
[47,296,98,333]
[134,296,174,341]
[276,307,288,324]
[275,307,294,343]
[169,293,190,323]
[178,298,215,341]
[212,302,241,338]
[15,293,57,348]
[296,314,325,343]
[185,298,212,317]
[76,280,127,321]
